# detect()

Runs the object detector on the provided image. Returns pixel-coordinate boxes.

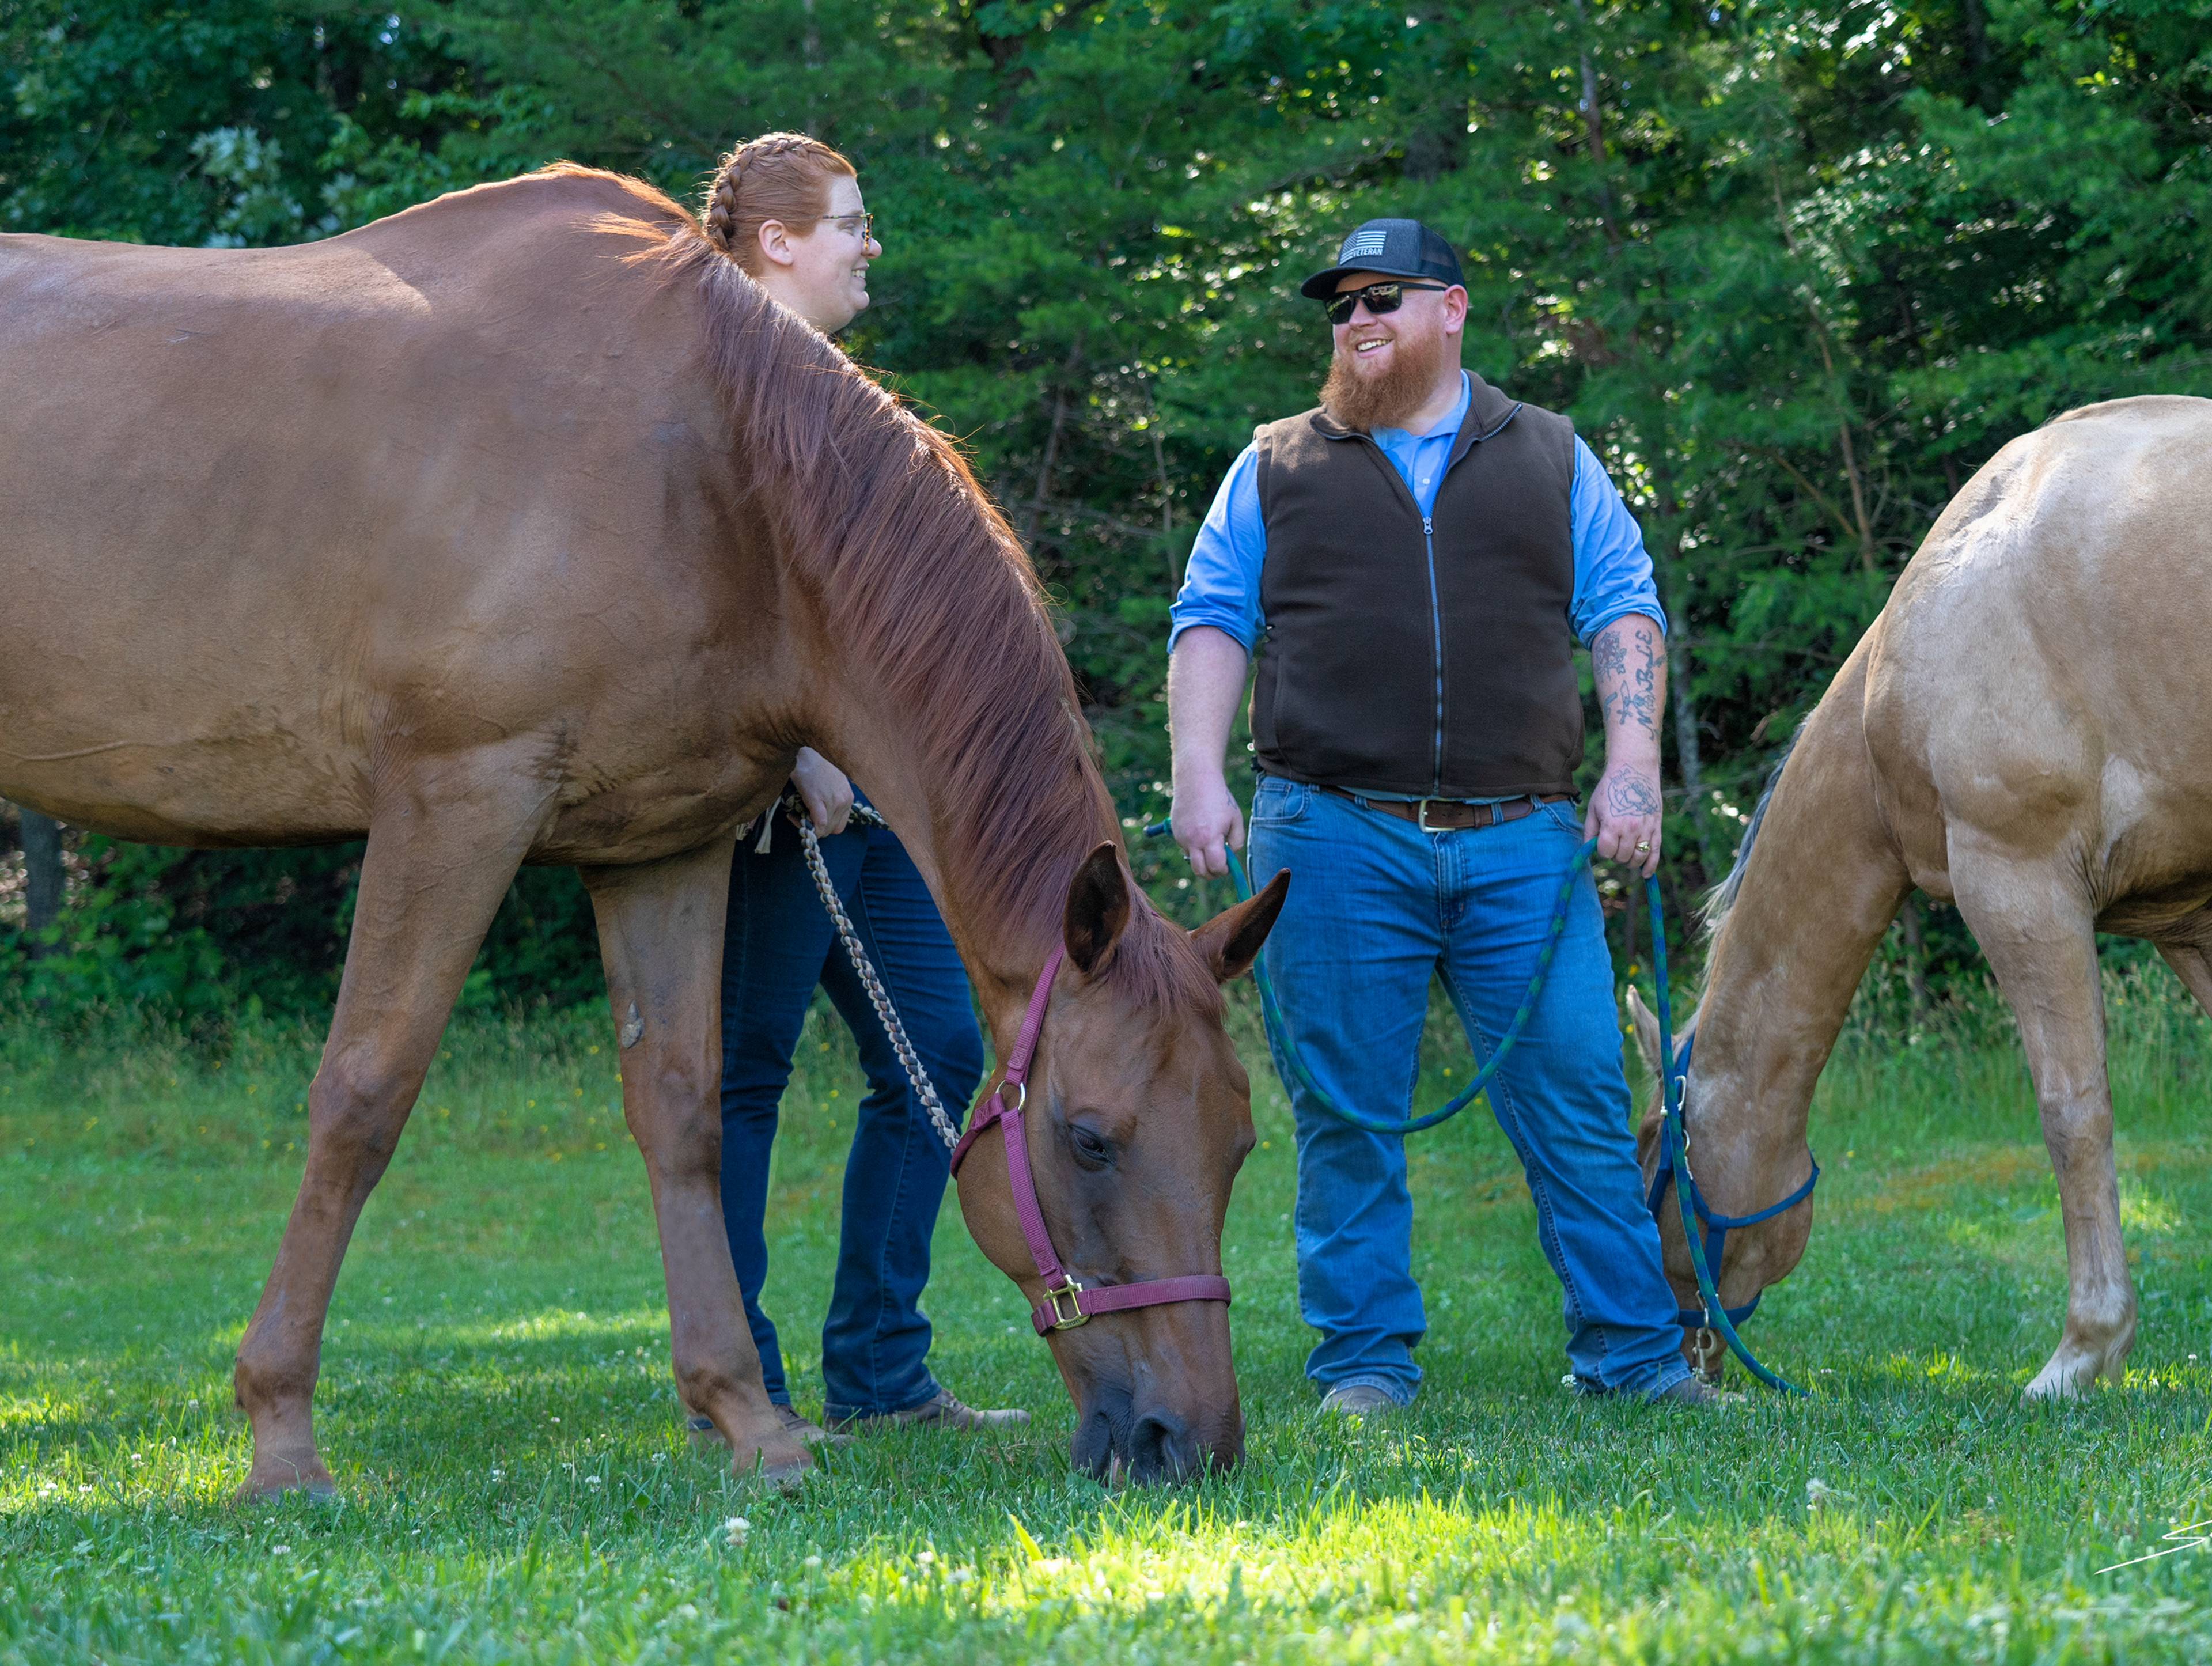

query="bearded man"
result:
[1168,219,1722,1410]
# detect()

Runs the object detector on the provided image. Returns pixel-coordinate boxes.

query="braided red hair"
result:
[700,132,857,276]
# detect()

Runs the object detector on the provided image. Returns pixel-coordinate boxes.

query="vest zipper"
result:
[1423,513,1444,794]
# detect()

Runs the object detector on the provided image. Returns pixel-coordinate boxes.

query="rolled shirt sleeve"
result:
[1168,444,1267,656]
[1568,436,1668,643]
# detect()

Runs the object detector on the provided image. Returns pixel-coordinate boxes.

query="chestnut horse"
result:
[1624,395,2212,1397]
[0,165,1287,1491]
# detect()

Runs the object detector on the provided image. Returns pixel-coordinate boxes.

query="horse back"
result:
[0,173,778,857]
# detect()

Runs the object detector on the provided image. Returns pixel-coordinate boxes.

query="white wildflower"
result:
[724,1516,750,1547]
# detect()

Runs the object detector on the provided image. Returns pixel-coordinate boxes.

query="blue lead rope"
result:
[1144,818,1810,1395]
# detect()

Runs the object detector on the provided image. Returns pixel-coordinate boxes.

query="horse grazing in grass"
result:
[1624,395,2212,1397]
[0,165,1287,1491]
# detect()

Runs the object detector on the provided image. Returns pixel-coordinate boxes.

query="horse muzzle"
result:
[1069,1379,1243,1483]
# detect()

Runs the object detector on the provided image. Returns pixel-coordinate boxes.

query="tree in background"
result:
[14,808,62,948]
[3,0,2205,1021]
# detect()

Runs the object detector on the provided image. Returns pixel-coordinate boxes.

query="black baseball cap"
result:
[1300,218,1466,299]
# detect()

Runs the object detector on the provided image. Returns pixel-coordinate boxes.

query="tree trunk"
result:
[1400,3,1467,181]
[1662,589,1721,882]
[1961,0,1994,111]
[1899,891,1929,1021]
[20,808,63,955]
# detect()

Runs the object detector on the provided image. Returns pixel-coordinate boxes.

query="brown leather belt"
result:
[1320,786,1575,832]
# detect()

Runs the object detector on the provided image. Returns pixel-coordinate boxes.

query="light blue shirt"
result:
[1168,372,1666,655]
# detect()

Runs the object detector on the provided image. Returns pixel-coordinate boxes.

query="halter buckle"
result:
[1041,1279,1089,1330]
[999,1080,1027,1113]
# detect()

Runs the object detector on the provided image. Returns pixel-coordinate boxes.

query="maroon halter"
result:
[949,945,1233,1336]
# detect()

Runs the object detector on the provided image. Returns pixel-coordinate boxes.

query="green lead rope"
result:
[1222,842,1580,1137]
[1146,819,1808,1395]
[1649,873,1808,1395]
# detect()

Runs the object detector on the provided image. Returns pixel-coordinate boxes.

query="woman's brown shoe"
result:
[827,1388,1030,1433]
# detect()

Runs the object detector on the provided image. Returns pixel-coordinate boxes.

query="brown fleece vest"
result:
[1249,373,1581,799]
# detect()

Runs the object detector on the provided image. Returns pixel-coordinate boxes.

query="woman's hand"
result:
[791,747,854,836]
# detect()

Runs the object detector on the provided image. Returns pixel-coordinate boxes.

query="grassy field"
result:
[5,968,2212,1663]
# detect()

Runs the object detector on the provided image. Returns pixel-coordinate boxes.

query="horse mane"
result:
[1700,722,1805,938]
[525,165,1217,1015]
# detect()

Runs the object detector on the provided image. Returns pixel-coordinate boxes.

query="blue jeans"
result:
[718,805,985,1418]
[1246,776,1689,1401]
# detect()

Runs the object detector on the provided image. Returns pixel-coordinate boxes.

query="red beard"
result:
[1319,328,1453,433]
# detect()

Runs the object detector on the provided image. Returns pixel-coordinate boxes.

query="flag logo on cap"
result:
[1340,228,1390,260]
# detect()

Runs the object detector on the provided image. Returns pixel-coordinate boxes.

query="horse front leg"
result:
[2154,940,2212,1021]
[1954,861,2134,1398]
[582,838,811,1486]
[234,761,548,1499]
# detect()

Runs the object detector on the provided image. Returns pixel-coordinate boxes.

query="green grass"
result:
[4,968,2212,1663]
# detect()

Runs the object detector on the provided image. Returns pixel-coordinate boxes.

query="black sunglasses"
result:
[1321,281,1451,326]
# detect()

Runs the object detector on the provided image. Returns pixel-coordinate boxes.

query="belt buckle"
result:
[1043,1278,1089,1330]
[1416,798,1452,835]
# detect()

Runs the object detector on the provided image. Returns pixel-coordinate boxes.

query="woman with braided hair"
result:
[693,133,1022,1447]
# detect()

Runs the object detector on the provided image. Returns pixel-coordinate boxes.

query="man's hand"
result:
[1166,626,1253,879]
[1586,760,1662,877]
[790,746,854,836]
[1589,612,1667,879]
[1172,770,1245,879]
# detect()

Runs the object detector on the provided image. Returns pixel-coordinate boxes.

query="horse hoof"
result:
[234,1470,339,1505]
[731,1440,815,1492]
[2022,1357,2104,1400]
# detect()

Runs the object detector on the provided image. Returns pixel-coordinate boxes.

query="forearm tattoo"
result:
[1596,620,1661,741]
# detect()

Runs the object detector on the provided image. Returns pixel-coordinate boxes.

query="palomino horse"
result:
[0,165,1287,1490]
[1624,395,2212,1398]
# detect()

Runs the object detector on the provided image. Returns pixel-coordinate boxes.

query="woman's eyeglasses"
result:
[1321,281,1449,326]
[804,211,875,241]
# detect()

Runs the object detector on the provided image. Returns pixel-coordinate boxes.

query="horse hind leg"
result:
[582,838,812,1487]
[1953,857,2135,1398]
[232,762,548,1500]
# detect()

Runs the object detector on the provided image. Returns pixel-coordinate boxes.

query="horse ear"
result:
[1625,986,1661,1074]
[1192,867,1290,984]
[1626,986,1698,1076]
[1063,842,1131,976]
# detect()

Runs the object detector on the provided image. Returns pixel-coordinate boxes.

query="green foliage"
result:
[5,0,2209,1016]
[0,836,603,1030]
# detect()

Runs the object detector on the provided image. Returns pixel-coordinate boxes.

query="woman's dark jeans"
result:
[717,809,984,1418]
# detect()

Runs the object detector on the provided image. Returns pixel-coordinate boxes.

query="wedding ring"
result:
[1635,840,1652,851]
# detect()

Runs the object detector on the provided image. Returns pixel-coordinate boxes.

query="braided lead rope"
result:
[787,804,963,1154]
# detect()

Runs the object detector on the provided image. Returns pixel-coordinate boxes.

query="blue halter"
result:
[1643,1031,1821,1331]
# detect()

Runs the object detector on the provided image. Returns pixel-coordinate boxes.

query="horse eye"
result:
[1069,1124,1113,1167]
